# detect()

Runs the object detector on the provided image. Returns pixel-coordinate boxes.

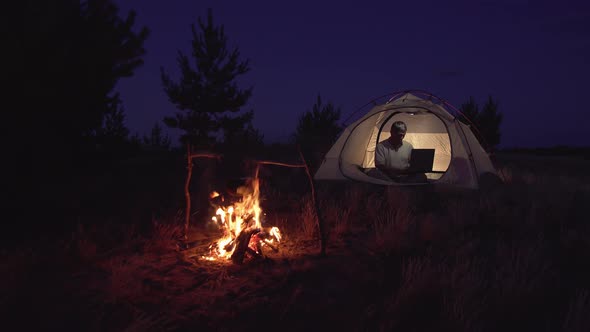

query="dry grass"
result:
[352,155,590,331]
[324,202,352,238]
[144,219,183,253]
[373,207,415,252]
[4,153,590,331]
[299,196,317,238]
[123,309,177,332]
[104,254,149,302]
[442,258,487,332]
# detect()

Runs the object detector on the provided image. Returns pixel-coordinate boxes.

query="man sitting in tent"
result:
[375,121,426,183]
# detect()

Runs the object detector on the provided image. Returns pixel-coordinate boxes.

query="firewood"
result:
[231,228,260,264]
[262,239,279,253]
[246,247,261,258]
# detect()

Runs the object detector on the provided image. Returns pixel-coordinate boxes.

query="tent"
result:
[314,91,498,189]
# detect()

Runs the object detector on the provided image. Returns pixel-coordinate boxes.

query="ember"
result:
[202,176,282,263]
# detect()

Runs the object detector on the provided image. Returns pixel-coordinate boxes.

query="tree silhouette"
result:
[96,95,131,157]
[161,9,253,149]
[102,95,130,138]
[458,97,479,126]
[20,0,148,164]
[459,96,503,150]
[294,95,342,169]
[218,110,264,152]
[143,123,171,151]
[12,0,148,235]
[479,96,503,149]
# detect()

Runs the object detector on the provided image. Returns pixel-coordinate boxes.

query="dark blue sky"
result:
[114,0,590,148]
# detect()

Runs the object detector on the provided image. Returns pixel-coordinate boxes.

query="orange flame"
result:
[202,177,281,261]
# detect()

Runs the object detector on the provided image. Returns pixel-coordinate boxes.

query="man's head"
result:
[389,121,407,145]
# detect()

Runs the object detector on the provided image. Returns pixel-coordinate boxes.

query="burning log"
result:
[228,226,282,264]
[201,225,282,262]
[262,239,279,253]
[231,228,260,264]
[254,229,280,253]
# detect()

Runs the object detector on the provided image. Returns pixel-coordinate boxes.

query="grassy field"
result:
[1,150,589,331]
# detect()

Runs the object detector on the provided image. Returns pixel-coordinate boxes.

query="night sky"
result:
[114,0,590,148]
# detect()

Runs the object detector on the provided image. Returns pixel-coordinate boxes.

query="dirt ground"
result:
[2,152,590,331]
[2,223,390,331]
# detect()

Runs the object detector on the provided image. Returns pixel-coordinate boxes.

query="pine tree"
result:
[294,94,342,169]
[458,96,480,126]
[96,95,131,157]
[143,123,171,151]
[101,95,130,142]
[161,9,253,148]
[459,96,503,150]
[479,96,503,149]
[219,110,264,151]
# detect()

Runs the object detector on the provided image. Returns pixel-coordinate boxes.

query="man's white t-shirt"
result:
[375,140,413,171]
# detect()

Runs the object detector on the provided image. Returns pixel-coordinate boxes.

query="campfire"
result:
[202,176,282,264]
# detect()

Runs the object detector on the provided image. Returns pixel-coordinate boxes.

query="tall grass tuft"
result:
[379,256,443,331]
[144,218,183,253]
[299,196,317,238]
[442,258,487,332]
[343,184,364,217]
[369,187,417,250]
[373,207,415,252]
[324,202,352,238]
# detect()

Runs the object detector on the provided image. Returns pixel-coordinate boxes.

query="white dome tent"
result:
[314,91,498,189]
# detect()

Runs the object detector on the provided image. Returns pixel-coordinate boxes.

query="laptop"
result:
[409,149,435,173]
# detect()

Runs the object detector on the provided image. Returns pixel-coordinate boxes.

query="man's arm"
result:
[375,145,398,179]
